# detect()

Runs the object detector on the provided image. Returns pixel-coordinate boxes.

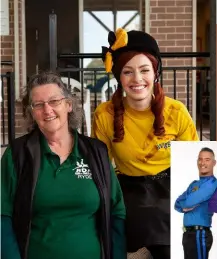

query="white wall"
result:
[171,141,217,259]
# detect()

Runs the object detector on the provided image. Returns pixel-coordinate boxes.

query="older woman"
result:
[1,71,126,259]
[92,28,199,259]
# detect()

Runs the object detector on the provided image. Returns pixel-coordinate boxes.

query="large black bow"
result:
[101,31,116,61]
[101,46,109,62]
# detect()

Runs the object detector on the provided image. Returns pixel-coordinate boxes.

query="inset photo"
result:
[171,141,217,259]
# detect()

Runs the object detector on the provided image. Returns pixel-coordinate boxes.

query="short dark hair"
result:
[200,147,215,157]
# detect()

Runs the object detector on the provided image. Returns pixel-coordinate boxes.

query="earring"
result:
[152,93,155,100]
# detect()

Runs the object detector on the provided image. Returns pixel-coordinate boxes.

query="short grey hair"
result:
[22,71,84,132]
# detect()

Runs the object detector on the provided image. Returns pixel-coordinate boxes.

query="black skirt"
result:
[117,168,170,252]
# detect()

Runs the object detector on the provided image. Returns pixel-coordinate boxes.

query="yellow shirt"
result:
[92,97,199,176]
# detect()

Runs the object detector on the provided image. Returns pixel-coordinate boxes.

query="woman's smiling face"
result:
[120,53,155,104]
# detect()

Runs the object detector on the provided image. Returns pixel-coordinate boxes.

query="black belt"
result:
[117,168,170,181]
[183,226,210,232]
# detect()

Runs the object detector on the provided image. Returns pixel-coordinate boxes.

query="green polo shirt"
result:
[1,130,126,259]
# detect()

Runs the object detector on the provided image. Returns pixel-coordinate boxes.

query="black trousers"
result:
[147,245,170,259]
[182,229,213,259]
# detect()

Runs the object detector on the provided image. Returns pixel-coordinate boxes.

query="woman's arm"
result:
[1,147,21,259]
[1,216,21,259]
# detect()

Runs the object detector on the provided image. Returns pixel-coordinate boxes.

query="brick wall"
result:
[1,0,14,72]
[149,0,193,112]
[0,0,26,144]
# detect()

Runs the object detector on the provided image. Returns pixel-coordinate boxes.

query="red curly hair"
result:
[111,51,165,142]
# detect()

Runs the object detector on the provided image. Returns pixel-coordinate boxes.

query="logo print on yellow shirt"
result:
[73,159,92,179]
[156,141,171,150]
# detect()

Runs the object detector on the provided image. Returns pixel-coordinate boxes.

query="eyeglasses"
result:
[31,97,66,110]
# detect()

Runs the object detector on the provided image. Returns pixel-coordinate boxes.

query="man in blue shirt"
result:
[174,147,217,259]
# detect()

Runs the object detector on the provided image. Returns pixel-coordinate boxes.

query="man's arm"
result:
[182,178,217,208]
[174,191,187,213]
[174,181,198,212]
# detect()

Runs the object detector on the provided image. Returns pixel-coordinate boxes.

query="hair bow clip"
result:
[103,28,128,73]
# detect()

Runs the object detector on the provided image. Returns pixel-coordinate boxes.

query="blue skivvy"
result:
[175,176,217,227]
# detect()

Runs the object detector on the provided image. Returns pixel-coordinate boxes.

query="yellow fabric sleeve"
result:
[176,103,199,141]
[91,111,113,161]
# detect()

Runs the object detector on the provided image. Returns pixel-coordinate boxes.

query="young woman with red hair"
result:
[92,28,199,259]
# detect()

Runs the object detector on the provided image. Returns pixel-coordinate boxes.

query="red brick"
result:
[3,49,14,55]
[151,7,166,13]
[150,14,157,20]
[150,1,157,6]
[177,40,192,46]
[1,55,14,61]
[185,7,192,13]
[177,93,188,98]
[166,7,185,13]
[158,1,176,7]
[157,13,175,20]
[167,34,185,40]
[185,20,192,26]
[176,14,192,20]
[185,34,192,39]
[158,27,176,33]
[159,46,167,52]
[176,27,192,33]
[176,86,187,93]
[162,79,174,85]
[151,21,166,27]
[167,20,185,26]
[161,60,168,67]
[184,59,192,65]
[168,72,186,79]
[155,34,167,40]
[1,36,14,42]
[166,93,175,98]
[176,1,192,6]
[185,46,193,52]
[158,40,175,46]
[150,28,158,34]
[1,42,12,48]
[178,79,189,85]
[166,47,185,52]
[167,59,185,66]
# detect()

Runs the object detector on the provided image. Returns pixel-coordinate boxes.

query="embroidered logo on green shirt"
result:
[73,159,92,179]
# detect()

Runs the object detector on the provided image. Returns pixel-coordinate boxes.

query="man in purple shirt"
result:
[208,189,217,213]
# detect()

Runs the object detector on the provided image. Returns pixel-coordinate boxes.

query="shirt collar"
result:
[40,130,81,158]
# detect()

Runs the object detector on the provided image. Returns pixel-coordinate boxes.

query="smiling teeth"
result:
[131,86,145,90]
[45,117,57,121]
